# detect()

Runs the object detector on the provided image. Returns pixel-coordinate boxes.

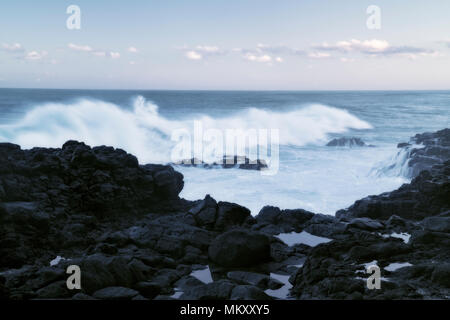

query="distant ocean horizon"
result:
[1,88,449,215]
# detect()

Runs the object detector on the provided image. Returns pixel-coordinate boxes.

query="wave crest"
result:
[0,96,372,163]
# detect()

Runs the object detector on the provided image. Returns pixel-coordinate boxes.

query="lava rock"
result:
[208,229,271,267]
[326,137,367,147]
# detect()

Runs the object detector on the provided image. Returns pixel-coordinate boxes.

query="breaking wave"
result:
[0,96,373,164]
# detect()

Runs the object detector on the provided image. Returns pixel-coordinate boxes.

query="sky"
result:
[0,0,449,90]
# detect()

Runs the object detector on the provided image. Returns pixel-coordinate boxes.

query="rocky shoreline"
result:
[0,129,449,300]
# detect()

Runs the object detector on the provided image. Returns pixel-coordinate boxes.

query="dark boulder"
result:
[208,229,271,267]
[215,202,253,230]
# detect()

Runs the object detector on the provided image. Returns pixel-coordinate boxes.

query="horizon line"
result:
[1,87,450,92]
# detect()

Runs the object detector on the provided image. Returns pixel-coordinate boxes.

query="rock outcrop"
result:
[0,128,449,300]
[326,137,373,147]
[173,155,268,171]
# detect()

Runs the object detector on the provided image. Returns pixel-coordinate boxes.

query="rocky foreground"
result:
[0,129,449,300]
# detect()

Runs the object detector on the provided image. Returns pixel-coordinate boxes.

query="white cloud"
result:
[68,43,93,52]
[25,50,48,60]
[182,45,225,60]
[68,43,121,59]
[128,46,138,53]
[308,52,331,59]
[185,50,203,60]
[244,53,272,63]
[315,39,389,53]
[275,57,283,62]
[313,38,438,59]
[2,42,24,52]
[129,61,136,65]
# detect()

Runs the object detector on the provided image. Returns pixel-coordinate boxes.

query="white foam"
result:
[275,231,332,247]
[379,232,411,244]
[384,262,412,272]
[0,97,372,164]
[0,96,407,216]
[50,256,66,266]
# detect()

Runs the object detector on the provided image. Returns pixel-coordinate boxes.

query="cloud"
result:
[314,39,389,53]
[68,43,121,59]
[25,50,48,60]
[2,42,24,52]
[185,50,203,60]
[244,53,272,63]
[68,43,93,52]
[313,39,439,58]
[183,45,226,60]
[256,43,305,56]
[128,46,138,53]
[179,40,440,64]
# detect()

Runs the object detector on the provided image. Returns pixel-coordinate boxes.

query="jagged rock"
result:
[0,129,449,300]
[255,206,315,233]
[401,128,450,178]
[336,160,450,221]
[173,155,268,171]
[397,142,411,148]
[326,137,367,147]
[215,202,253,230]
[347,218,384,231]
[422,216,450,233]
[190,195,218,227]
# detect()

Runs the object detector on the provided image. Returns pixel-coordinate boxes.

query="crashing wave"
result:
[0,96,372,164]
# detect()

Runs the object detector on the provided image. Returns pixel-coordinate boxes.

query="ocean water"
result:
[0,89,448,215]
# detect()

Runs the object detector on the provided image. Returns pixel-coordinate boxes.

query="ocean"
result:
[0,89,448,215]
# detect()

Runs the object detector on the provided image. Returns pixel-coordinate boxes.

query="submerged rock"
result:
[173,155,268,171]
[326,137,370,147]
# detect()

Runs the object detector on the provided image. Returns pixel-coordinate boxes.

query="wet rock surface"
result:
[326,137,373,147]
[397,128,450,178]
[0,129,449,300]
[172,155,268,171]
